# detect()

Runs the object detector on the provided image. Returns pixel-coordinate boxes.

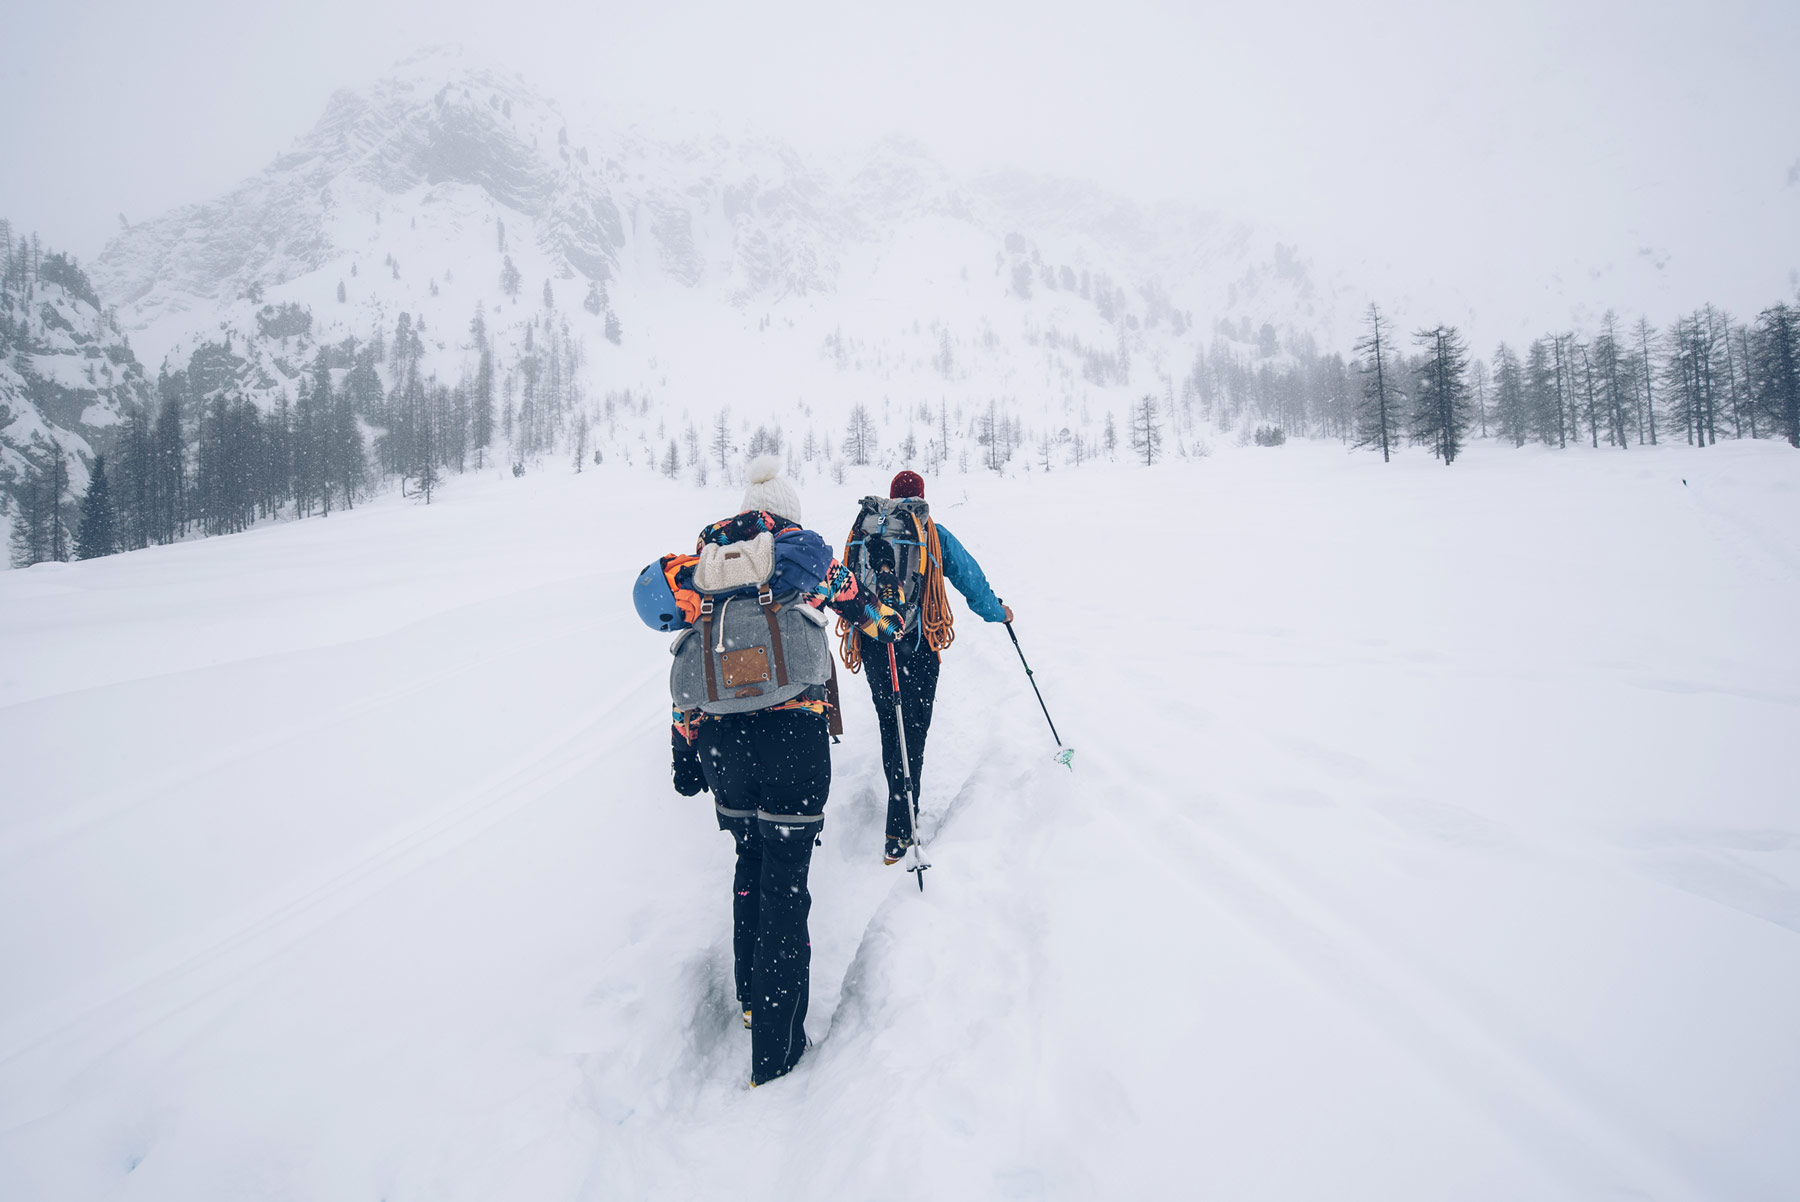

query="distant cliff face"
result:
[1,241,151,493]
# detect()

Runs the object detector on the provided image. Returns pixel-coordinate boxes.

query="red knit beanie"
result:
[890,470,925,499]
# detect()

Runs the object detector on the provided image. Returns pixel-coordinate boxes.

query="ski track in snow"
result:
[2,442,1798,1200]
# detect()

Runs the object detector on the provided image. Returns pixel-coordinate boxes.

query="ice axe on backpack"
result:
[888,642,931,891]
[1003,609,1074,770]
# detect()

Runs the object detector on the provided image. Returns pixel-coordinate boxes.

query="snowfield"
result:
[2,442,1797,1201]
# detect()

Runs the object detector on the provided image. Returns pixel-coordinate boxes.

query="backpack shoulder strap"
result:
[760,598,789,687]
[700,603,721,703]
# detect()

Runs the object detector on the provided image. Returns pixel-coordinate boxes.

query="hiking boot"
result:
[876,566,904,611]
[884,835,911,865]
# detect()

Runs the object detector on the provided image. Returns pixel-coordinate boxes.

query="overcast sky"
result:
[3,0,1796,337]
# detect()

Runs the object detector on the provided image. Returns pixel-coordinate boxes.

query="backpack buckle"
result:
[758,585,773,606]
[700,596,714,615]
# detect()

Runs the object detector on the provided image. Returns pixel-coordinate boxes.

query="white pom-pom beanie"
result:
[739,454,802,523]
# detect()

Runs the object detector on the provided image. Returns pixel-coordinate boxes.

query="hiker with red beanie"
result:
[836,470,1011,865]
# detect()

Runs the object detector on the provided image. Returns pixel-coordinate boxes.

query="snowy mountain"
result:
[91,48,1346,424]
[0,234,151,496]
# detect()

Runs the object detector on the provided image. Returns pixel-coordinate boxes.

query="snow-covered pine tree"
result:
[1526,339,1561,447]
[1353,303,1400,461]
[73,453,118,561]
[1410,325,1472,465]
[712,409,732,471]
[1635,318,1660,445]
[1492,344,1528,447]
[1595,313,1630,448]
[843,403,877,466]
[1129,395,1162,466]
[1751,303,1799,446]
[7,452,52,567]
[471,308,494,466]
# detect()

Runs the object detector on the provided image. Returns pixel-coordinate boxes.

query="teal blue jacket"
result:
[934,522,1006,624]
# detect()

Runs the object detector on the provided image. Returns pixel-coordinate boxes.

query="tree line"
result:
[10,267,1798,569]
[1181,297,1800,465]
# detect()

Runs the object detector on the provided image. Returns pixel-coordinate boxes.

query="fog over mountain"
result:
[5,0,1796,352]
[88,48,1329,395]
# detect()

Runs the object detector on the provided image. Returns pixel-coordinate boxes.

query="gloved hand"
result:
[672,728,708,796]
[859,599,907,643]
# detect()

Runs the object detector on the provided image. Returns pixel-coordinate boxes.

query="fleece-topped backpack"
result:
[669,533,834,714]
[843,496,931,632]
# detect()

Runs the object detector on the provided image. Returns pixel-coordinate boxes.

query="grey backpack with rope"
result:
[669,533,834,714]
[843,496,931,630]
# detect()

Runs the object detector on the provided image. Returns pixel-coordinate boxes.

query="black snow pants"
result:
[696,708,831,1085]
[859,633,941,844]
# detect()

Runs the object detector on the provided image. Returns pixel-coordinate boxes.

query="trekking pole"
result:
[888,642,931,892]
[1003,611,1074,770]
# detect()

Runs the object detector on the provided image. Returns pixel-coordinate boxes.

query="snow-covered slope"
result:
[90,47,1345,426]
[1,441,1795,1200]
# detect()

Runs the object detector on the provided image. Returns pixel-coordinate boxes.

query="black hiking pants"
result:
[696,708,830,1085]
[859,633,941,844]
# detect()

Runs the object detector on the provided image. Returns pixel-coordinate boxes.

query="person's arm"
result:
[807,558,905,641]
[935,523,1011,622]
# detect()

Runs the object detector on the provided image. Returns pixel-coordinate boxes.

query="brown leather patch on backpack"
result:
[721,647,771,689]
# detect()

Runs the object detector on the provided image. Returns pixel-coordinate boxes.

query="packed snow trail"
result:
[1,443,1797,1200]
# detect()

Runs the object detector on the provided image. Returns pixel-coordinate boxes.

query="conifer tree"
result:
[113,401,154,550]
[331,390,366,508]
[1353,303,1400,461]
[1130,394,1163,465]
[7,456,50,567]
[1525,339,1560,446]
[712,408,733,471]
[1635,318,1660,444]
[1492,344,1529,447]
[471,309,493,467]
[75,453,118,559]
[1595,314,1630,448]
[843,403,877,465]
[1577,340,1600,448]
[1752,302,1800,447]
[151,375,186,544]
[1410,325,1471,465]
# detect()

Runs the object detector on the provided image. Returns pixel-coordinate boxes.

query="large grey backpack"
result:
[843,496,930,631]
[670,540,833,715]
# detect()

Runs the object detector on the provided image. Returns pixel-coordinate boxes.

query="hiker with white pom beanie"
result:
[737,455,805,524]
[636,453,904,1086]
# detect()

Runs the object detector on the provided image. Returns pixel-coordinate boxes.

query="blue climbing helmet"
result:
[634,560,690,632]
